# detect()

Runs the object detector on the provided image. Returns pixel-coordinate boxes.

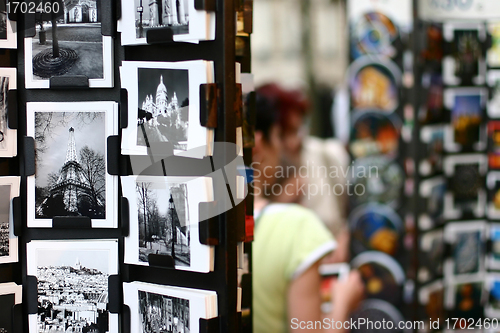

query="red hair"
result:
[256,83,309,132]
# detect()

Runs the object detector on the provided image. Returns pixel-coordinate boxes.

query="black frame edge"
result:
[52,216,92,228]
[7,89,17,130]
[108,274,121,314]
[120,88,128,129]
[200,317,221,333]
[49,76,90,89]
[120,196,130,236]
[12,196,22,236]
[107,135,121,176]
[26,275,38,315]
[23,136,36,177]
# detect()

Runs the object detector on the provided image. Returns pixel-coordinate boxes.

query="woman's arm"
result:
[288,262,365,332]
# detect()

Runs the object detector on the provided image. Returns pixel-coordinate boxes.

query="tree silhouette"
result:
[79,145,105,207]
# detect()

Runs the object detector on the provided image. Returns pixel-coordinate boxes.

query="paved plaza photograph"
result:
[31,0,104,79]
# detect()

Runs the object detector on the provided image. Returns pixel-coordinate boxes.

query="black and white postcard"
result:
[0,0,16,49]
[444,221,487,283]
[27,240,118,333]
[0,283,22,333]
[123,281,217,333]
[26,102,118,228]
[24,1,113,89]
[442,22,487,86]
[443,154,487,220]
[0,68,16,158]
[122,175,214,272]
[118,0,215,45]
[443,87,488,152]
[121,60,214,157]
[0,176,19,264]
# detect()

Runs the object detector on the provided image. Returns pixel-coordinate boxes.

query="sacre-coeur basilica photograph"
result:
[4,0,500,332]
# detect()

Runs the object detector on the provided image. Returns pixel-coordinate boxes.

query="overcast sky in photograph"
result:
[36,248,111,274]
[35,111,105,187]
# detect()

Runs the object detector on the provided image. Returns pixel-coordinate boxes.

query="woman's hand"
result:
[331,270,365,316]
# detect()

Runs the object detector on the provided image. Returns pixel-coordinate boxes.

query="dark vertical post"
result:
[51,11,59,58]
[169,194,176,262]
[138,0,144,38]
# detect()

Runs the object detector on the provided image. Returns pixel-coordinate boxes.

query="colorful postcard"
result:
[444,88,487,152]
[349,56,401,113]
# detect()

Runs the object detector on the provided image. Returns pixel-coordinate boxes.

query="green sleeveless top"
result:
[253,203,336,333]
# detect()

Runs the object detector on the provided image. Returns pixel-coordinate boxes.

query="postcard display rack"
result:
[346,0,415,325]
[0,0,255,332]
[412,1,500,330]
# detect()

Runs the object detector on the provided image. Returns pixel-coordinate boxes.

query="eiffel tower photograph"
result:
[34,111,106,219]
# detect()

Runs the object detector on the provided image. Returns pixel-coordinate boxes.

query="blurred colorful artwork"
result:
[350,300,405,333]
[354,254,403,305]
[351,11,398,59]
[419,231,444,283]
[485,275,500,317]
[452,282,483,320]
[451,163,483,211]
[350,112,400,158]
[418,74,444,124]
[493,232,500,264]
[488,122,500,169]
[350,204,402,256]
[351,64,399,112]
[488,72,500,118]
[419,125,444,176]
[427,182,445,222]
[424,287,445,324]
[453,231,482,275]
[453,30,481,81]
[421,24,443,62]
[452,94,482,147]
[350,156,403,208]
[488,279,500,315]
[488,23,500,67]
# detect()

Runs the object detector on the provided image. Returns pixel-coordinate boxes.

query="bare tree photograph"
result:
[0,76,9,152]
[136,181,190,266]
[0,0,6,40]
[134,0,189,39]
[35,248,111,333]
[34,111,106,220]
[138,290,190,333]
[137,67,189,150]
[0,185,10,258]
[31,0,103,80]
